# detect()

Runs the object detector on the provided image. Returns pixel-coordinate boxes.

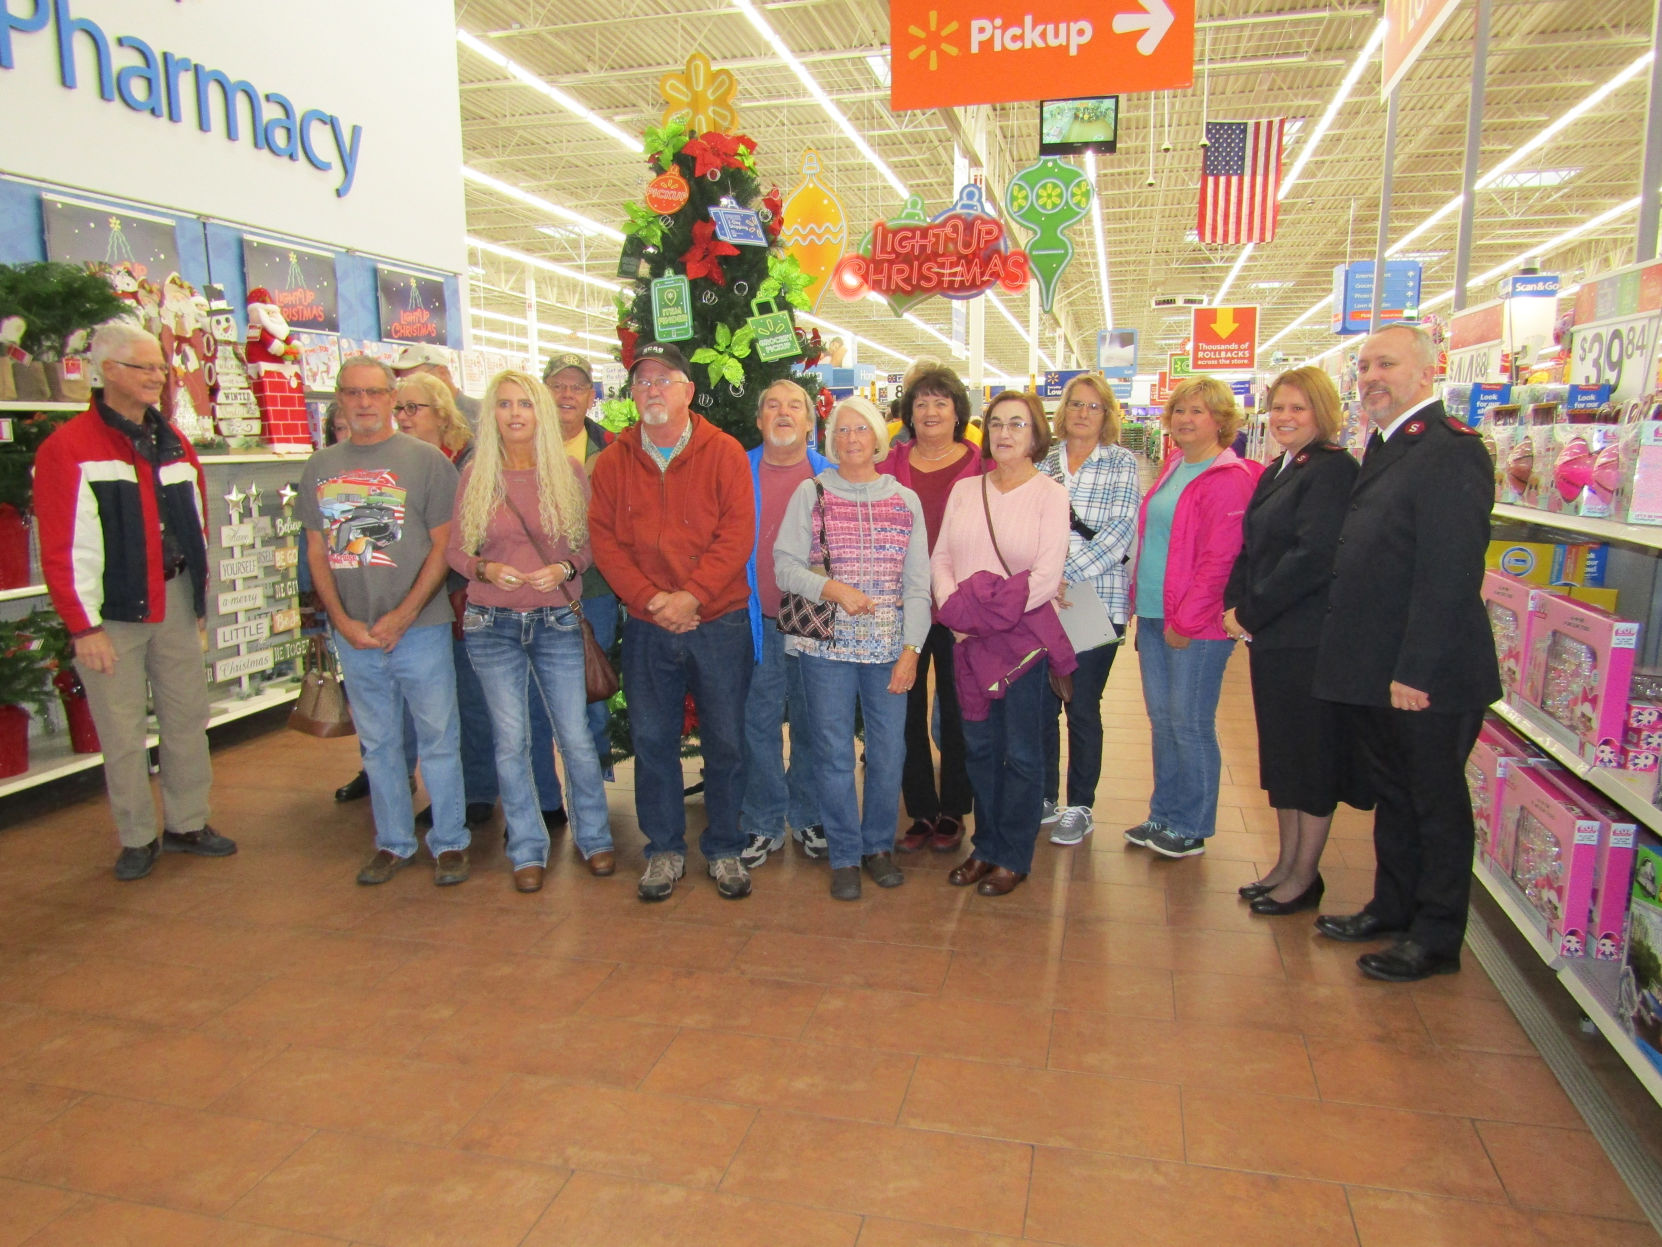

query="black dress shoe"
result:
[334,770,370,803]
[1358,939,1461,983]
[1314,911,1408,943]
[466,802,494,827]
[1238,881,1275,900]
[544,807,569,833]
[1250,875,1324,917]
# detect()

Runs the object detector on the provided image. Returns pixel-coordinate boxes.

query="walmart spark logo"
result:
[906,11,961,71]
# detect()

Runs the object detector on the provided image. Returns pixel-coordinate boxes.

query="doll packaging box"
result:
[1499,763,1601,958]
[1519,592,1640,766]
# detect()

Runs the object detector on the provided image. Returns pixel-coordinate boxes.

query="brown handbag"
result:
[982,476,1072,703]
[499,494,620,705]
[288,636,356,737]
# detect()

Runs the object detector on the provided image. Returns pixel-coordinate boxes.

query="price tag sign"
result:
[1570,312,1661,404]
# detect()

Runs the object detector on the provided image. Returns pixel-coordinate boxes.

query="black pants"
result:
[901,622,972,822]
[1345,704,1485,956]
[1041,630,1122,808]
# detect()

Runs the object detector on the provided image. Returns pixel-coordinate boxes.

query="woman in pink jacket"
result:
[1124,378,1262,859]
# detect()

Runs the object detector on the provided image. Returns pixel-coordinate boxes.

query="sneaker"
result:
[114,840,160,881]
[1049,807,1094,847]
[161,826,237,857]
[356,848,409,886]
[1144,829,1207,859]
[797,824,828,860]
[1122,819,1169,848]
[829,865,862,901]
[708,855,753,899]
[638,852,686,902]
[739,833,784,869]
[1040,798,1062,827]
[863,852,904,888]
[434,849,471,886]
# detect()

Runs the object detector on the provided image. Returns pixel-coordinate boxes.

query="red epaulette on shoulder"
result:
[1445,416,1479,434]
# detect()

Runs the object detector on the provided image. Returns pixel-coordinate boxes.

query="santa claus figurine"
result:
[244,287,309,451]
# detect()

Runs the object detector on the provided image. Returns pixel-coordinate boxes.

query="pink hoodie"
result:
[1132,448,1262,640]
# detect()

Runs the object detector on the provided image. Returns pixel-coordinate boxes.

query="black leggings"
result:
[900,622,972,821]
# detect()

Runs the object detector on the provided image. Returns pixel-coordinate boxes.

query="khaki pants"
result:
[78,576,213,848]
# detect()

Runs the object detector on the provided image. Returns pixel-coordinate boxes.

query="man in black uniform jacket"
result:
[1311,322,1500,982]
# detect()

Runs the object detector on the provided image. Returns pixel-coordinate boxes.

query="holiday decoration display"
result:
[244,287,310,453]
[781,150,848,313]
[1005,157,1092,313]
[158,273,214,442]
[611,60,820,444]
[210,474,307,693]
[204,290,261,442]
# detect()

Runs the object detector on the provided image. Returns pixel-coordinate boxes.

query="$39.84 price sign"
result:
[1570,313,1661,403]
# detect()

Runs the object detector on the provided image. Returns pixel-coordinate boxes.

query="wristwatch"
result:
[903,644,921,654]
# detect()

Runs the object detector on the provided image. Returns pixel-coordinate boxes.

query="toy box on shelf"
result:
[1546,403,1622,518]
[1491,405,1527,503]
[1619,834,1662,1074]
[1617,394,1662,525]
[1582,783,1640,961]
[1499,763,1603,958]
[1484,539,1606,588]
[1468,716,1553,873]
[1481,571,1541,697]
[1518,592,1640,768]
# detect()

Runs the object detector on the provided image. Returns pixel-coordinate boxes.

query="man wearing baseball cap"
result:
[393,344,480,430]
[589,343,757,902]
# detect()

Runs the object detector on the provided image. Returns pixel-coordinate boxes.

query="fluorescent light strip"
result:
[729,0,908,201]
[797,311,911,365]
[987,293,1055,370]
[462,167,624,242]
[472,325,613,363]
[1086,151,1113,328]
[1213,243,1255,306]
[473,307,573,334]
[1279,19,1385,200]
[456,30,638,154]
[467,236,623,294]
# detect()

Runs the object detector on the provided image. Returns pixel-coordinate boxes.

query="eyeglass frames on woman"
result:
[392,402,432,415]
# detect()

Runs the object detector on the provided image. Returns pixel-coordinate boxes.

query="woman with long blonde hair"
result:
[445,370,613,891]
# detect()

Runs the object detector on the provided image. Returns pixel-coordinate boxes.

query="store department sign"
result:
[1382,0,1463,99]
[0,0,463,270]
[889,0,1194,111]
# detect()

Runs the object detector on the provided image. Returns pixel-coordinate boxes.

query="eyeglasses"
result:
[984,419,1031,433]
[548,381,591,395]
[630,375,686,391]
[338,386,393,401]
[1066,400,1104,413]
[832,424,875,438]
[392,402,432,415]
[106,359,167,377]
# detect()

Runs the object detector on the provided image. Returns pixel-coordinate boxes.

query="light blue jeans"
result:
[740,623,821,843]
[462,604,612,867]
[334,623,468,859]
[584,591,621,776]
[1135,618,1234,839]
[797,654,906,870]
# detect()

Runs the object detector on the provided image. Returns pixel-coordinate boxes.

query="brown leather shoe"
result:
[929,815,965,853]
[976,866,1028,896]
[949,857,996,887]
[896,819,934,853]
[586,850,616,877]
[434,850,470,887]
[513,864,545,893]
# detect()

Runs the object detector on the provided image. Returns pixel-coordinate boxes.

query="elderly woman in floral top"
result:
[775,397,932,901]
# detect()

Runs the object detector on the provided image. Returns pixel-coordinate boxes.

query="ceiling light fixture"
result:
[1086,150,1113,328]
[728,0,909,201]
[455,30,638,154]
[473,307,573,334]
[1278,19,1386,201]
[467,236,624,294]
[462,166,624,242]
[1213,244,1255,306]
[986,293,1056,371]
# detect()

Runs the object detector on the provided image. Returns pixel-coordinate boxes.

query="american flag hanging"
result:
[1197,119,1286,245]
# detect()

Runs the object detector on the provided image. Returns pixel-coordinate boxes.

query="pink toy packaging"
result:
[1547,405,1622,518]
[1520,592,1640,765]
[1501,764,1601,957]
[1467,718,1552,873]
[1481,571,1542,699]
[1619,396,1662,525]
[1519,403,1561,510]
[1488,404,1525,503]
[1565,782,1639,962]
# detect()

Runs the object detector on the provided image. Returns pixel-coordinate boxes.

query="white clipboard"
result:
[1055,581,1119,652]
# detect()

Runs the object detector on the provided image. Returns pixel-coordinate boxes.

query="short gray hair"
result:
[337,354,395,389]
[89,321,159,370]
[1371,322,1437,371]
[826,395,890,464]
[756,378,812,418]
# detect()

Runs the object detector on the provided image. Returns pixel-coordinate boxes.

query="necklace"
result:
[911,440,960,464]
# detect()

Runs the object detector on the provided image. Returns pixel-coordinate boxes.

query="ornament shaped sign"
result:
[832,185,1030,310]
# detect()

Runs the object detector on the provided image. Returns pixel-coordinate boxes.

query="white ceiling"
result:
[453,0,1657,378]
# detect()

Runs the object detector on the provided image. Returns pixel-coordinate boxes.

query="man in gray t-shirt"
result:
[300,355,469,886]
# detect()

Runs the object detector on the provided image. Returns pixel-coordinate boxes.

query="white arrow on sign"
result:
[1112,0,1176,56]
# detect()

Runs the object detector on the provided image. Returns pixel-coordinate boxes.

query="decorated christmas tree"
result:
[613,54,823,447]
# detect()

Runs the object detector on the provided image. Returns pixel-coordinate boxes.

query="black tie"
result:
[1366,430,1384,458]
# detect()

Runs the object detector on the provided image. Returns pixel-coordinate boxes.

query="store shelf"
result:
[1493,504,1662,552]
[0,585,48,602]
[0,400,83,413]
[1490,700,1662,835]
[0,680,299,800]
[1472,857,1662,1104]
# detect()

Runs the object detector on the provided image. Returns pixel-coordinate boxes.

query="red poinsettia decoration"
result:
[681,220,740,286]
[618,323,640,369]
[680,132,757,178]
[761,185,783,240]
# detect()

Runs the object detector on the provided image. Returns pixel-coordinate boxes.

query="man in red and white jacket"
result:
[35,322,236,880]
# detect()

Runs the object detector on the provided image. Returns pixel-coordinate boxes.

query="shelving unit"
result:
[0,400,84,413]
[0,679,300,800]
[1493,503,1662,553]
[1490,700,1662,834]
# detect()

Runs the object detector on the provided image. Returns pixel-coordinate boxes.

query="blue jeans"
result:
[1136,618,1234,839]
[740,623,821,843]
[622,609,751,862]
[334,623,468,858]
[463,604,612,866]
[1042,630,1123,808]
[454,633,563,810]
[797,654,904,869]
[962,659,1049,874]
[584,592,621,774]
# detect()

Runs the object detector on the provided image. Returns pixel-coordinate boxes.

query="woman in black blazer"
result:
[1223,367,1367,916]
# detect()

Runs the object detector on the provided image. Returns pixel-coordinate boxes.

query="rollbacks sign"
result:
[831,185,1029,314]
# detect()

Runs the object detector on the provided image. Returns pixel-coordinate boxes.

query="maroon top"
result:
[879,441,983,552]
[756,457,815,615]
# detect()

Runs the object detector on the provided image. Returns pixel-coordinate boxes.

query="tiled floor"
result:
[0,648,1658,1246]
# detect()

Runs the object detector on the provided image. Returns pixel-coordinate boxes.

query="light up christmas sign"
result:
[831,185,1029,309]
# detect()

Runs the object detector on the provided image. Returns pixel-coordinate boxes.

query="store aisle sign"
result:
[1382,0,1463,99]
[0,0,363,196]
[1189,304,1257,370]
[889,0,1194,111]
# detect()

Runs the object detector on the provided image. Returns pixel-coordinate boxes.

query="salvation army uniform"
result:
[1312,403,1501,963]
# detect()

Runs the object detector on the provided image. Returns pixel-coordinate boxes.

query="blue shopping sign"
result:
[1040,369,1086,399]
[1097,328,1138,379]
[1331,261,1422,335]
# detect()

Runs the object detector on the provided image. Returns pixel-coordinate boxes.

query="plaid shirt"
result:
[1040,441,1140,624]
